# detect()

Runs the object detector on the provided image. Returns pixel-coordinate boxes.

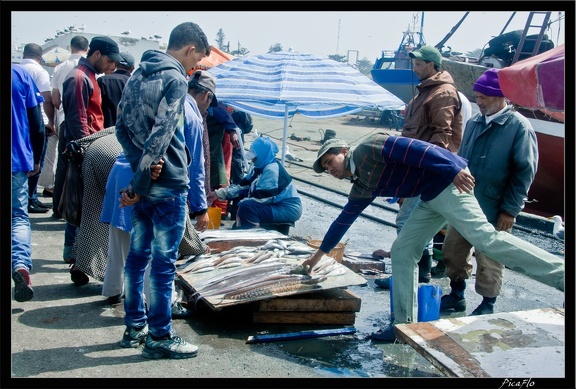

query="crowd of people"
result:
[12,26,564,362]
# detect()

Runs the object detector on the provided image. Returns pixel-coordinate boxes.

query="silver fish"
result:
[223,275,326,300]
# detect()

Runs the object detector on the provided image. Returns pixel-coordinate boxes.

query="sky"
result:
[10,8,566,63]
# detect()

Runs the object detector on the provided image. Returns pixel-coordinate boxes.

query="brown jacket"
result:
[401,71,463,152]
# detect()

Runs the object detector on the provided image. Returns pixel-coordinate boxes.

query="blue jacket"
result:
[184,94,208,214]
[115,50,190,196]
[458,106,538,221]
[221,137,300,205]
[12,64,45,172]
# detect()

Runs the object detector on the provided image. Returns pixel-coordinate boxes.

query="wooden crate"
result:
[252,288,361,325]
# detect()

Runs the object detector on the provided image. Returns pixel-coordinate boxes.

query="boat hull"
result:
[523,118,565,219]
[440,59,486,102]
[371,69,419,104]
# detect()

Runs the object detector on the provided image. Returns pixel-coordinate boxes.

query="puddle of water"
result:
[277,336,443,377]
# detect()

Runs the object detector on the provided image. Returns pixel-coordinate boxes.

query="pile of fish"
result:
[177,239,346,304]
[177,239,317,274]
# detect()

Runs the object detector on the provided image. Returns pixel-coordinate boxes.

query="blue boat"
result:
[370,12,425,104]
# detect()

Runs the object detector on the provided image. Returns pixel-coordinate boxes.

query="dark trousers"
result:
[52,124,68,217]
[28,132,49,202]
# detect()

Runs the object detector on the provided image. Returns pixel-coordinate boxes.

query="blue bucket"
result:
[389,277,442,322]
[417,284,442,322]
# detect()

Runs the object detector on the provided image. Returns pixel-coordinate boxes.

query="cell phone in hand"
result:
[120,188,135,199]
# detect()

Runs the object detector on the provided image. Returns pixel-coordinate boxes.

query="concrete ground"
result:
[8,114,569,384]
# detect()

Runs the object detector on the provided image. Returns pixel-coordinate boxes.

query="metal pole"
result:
[281,105,289,165]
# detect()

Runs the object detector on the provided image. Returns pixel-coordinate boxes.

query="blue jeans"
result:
[236,198,302,228]
[64,222,78,247]
[123,187,187,338]
[12,172,32,272]
[390,173,565,325]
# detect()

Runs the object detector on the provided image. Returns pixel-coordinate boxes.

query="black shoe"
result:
[470,302,494,316]
[418,251,432,283]
[105,294,123,305]
[30,198,52,209]
[42,189,53,197]
[28,202,49,213]
[431,265,446,278]
[418,273,431,283]
[440,294,466,312]
[13,268,34,302]
[70,264,89,286]
[171,302,194,319]
[374,275,391,289]
[370,324,396,342]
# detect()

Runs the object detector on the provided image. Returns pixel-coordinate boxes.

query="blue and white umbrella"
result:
[208,51,405,163]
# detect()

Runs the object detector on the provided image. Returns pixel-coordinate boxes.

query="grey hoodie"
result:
[115,50,190,196]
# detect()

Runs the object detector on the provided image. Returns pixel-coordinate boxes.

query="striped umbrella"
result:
[208,51,405,163]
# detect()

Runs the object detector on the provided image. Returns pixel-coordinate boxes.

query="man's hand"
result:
[497,212,515,231]
[46,122,56,137]
[27,164,40,178]
[194,212,209,232]
[206,191,219,206]
[151,159,164,180]
[230,131,240,149]
[119,188,140,208]
[453,169,475,194]
[301,250,325,274]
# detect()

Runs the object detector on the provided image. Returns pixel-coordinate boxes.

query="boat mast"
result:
[418,11,425,47]
[499,12,517,35]
[434,11,470,52]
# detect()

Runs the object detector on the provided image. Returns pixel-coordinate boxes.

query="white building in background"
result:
[12,31,161,76]
[43,31,161,67]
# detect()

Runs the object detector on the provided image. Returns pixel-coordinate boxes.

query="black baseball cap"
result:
[117,52,135,67]
[90,36,122,63]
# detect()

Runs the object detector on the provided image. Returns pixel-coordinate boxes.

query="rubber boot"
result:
[440,279,467,312]
[417,250,432,283]
[449,279,466,299]
[471,296,496,316]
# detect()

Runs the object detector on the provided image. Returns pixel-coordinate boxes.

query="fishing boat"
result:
[370,12,424,104]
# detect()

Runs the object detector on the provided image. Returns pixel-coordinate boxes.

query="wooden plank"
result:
[256,288,361,312]
[252,311,356,325]
[246,327,356,344]
[396,322,490,378]
[395,308,565,378]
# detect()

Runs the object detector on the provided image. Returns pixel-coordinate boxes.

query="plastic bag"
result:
[58,141,85,227]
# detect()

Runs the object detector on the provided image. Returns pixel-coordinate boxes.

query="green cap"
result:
[409,45,442,67]
[313,139,349,173]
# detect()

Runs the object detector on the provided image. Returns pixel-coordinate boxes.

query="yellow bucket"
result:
[307,239,347,263]
[207,206,222,230]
